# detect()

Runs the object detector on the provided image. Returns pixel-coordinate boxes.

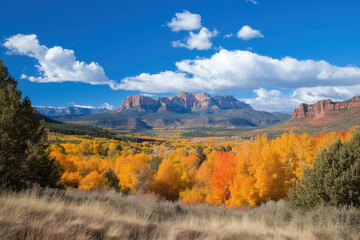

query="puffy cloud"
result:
[167,10,202,32]
[3,34,116,87]
[117,49,360,93]
[3,34,46,57]
[101,103,114,110]
[223,33,234,38]
[72,105,97,109]
[141,93,155,97]
[292,85,360,103]
[73,103,114,110]
[237,25,264,40]
[172,27,218,50]
[36,106,66,109]
[246,0,258,4]
[37,103,114,110]
[114,71,192,93]
[243,85,360,112]
[242,88,301,112]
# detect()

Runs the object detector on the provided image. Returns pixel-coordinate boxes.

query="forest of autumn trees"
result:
[48,130,351,208]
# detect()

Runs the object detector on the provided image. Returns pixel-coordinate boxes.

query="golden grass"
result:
[0,188,359,240]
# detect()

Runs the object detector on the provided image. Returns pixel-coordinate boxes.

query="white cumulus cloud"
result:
[72,103,114,110]
[223,33,234,38]
[242,85,360,112]
[3,34,117,88]
[291,85,360,104]
[237,25,264,40]
[72,105,97,109]
[101,103,114,110]
[116,49,360,94]
[242,88,301,112]
[172,27,218,50]
[167,10,202,32]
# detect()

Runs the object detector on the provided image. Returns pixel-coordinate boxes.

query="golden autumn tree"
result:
[253,142,288,201]
[195,150,216,187]
[154,158,182,200]
[179,150,217,205]
[228,148,259,207]
[114,153,153,193]
[50,151,77,172]
[61,172,82,188]
[79,171,107,191]
[177,153,200,190]
[180,186,211,204]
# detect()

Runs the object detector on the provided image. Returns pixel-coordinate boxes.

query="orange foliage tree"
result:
[79,171,107,190]
[114,153,153,193]
[209,151,237,205]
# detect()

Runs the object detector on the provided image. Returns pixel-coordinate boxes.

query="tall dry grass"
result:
[0,188,359,240]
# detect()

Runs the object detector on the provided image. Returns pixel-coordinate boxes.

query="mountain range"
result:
[114,92,252,114]
[36,93,360,135]
[36,106,111,117]
[50,92,290,131]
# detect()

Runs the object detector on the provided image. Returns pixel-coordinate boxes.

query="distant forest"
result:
[46,123,154,143]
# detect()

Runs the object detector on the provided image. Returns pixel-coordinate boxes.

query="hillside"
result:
[32,108,60,123]
[53,92,290,131]
[31,108,155,142]
[262,96,360,136]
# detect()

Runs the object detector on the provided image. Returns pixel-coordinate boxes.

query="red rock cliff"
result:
[115,95,160,112]
[291,96,360,119]
[115,92,252,113]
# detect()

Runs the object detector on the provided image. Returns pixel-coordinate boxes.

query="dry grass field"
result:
[0,188,359,240]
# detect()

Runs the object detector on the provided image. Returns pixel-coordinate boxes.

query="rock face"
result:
[291,96,360,119]
[115,92,252,114]
[267,96,360,134]
[213,95,251,110]
[115,95,161,113]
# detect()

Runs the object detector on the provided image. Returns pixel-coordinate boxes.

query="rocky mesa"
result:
[115,92,252,114]
[291,96,360,119]
[53,92,290,131]
[251,96,360,136]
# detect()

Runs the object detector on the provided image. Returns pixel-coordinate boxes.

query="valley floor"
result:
[0,188,359,240]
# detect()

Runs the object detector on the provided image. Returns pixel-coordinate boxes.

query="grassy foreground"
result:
[0,188,359,240]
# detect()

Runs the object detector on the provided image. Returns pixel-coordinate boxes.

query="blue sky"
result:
[1,0,360,112]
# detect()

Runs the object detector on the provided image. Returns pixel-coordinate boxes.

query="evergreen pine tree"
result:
[195,145,206,168]
[0,59,63,190]
[289,133,360,209]
[103,168,120,191]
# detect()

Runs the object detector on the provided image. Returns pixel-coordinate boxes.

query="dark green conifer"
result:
[0,59,63,190]
[195,145,206,168]
[289,133,360,209]
[103,168,120,191]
